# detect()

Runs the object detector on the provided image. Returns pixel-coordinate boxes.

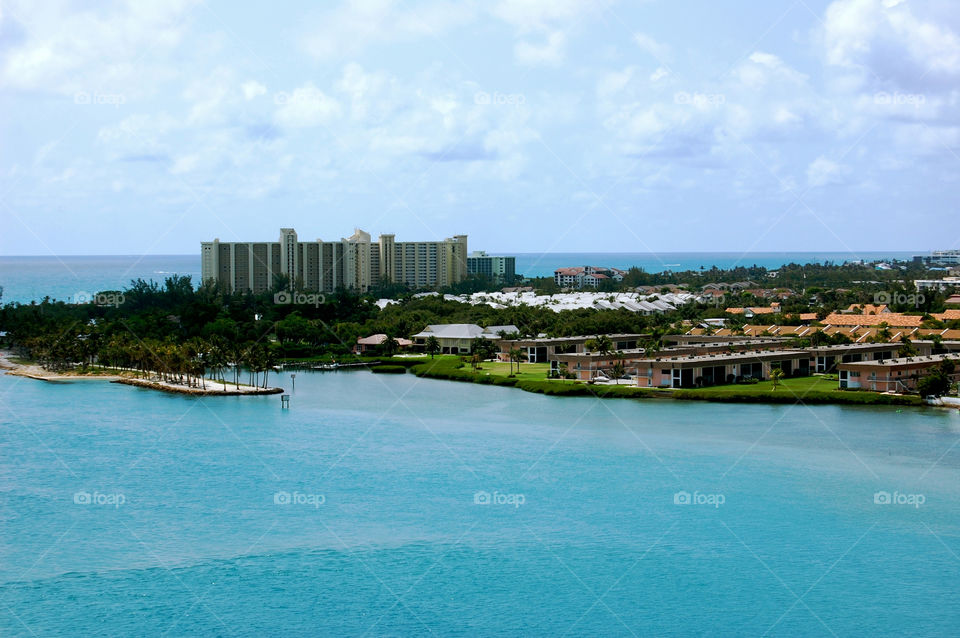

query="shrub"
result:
[370,365,407,374]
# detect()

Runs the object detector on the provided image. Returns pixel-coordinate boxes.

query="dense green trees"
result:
[917,360,957,397]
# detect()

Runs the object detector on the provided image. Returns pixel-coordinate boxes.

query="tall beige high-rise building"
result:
[201,228,468,294]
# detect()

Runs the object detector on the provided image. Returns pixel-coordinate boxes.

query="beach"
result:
[0,351,281,395]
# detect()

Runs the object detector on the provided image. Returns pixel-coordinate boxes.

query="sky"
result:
[1,0,959,256]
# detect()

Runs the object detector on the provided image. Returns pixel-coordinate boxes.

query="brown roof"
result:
[691,325,960,342]
[725,306,779,315]
[933,310,960,321]
[356,334,413,346]
[823,313,924,327]
[845,303,889,315]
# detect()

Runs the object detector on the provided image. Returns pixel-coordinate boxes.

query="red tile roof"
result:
[823,313,924,327]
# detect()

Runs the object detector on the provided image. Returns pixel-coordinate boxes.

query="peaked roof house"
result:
[843,304,889,315]
[354,334,413,354]
[410,324,519,354]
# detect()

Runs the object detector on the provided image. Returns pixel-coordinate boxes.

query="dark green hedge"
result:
[672,389,922,406]
[370,365,408,374]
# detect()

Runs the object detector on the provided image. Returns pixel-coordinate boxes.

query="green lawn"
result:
[410,358,922,406]
[472,361,558,381]
[412,356,578,384]
[691,375,841,396]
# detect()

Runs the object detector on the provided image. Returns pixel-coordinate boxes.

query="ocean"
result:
[0,251,918,305]
[2,370,959,636]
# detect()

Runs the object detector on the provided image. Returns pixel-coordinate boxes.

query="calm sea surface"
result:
[1,369,959,636]
[0,251,918,304]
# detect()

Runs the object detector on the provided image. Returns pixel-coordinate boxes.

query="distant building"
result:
[841,303,889,315]
[914,277,960,293]
[725,303,781,318]
[554,266,626,288]
[838,354,959,392]
[497,333,648,365]
[635,350,811,388]
[354,334,413,355]
[411,324,518,354]
[466,251,516,283]
[913,250,960,267]
[201,228,467,294]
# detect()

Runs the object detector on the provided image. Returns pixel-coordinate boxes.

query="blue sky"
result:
[1,0,958,255]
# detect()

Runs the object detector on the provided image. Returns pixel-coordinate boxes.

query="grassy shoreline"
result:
[409,356,924,407]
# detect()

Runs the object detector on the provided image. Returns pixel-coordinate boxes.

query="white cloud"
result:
[597,67,635,99]
[242,81,267,100]
[514,31,566,66]
[170,153,201,175]
[302,0,475,60]
[820,0,960,90]
[650,67,670,82]
[736,52,809,89]
[274,84,342,128]
[633,32,669,61]
[806,156,849,187]
[491,0,612,32]
[0,0,197,96]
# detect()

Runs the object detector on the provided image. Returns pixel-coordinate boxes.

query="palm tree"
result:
[770,367,785,390]
[231,343,245,389]
[261,345,278,389]
[898,336,918,358]
[642,339,662,358]
[471,337,496,361]
[207,337,228,390]
[596,334,613,357]
[425,335,441,359]
[876,322,892,342]
[508,348,526,375]
[611,353,626,381]
[382,335,400,357]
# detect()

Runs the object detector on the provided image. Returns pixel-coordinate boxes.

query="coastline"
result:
[0,351,282,396]
[113,377,283,396]
[0,351,122,382]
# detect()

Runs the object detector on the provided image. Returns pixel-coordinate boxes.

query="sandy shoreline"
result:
[113,378,284,396]
[0,350,282,395]
[0,351,122,381]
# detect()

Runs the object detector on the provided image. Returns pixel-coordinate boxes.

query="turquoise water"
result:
[2,369,959,636]
[0,252,918,304]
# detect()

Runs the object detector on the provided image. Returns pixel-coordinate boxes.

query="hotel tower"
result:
[201,228,468,294]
